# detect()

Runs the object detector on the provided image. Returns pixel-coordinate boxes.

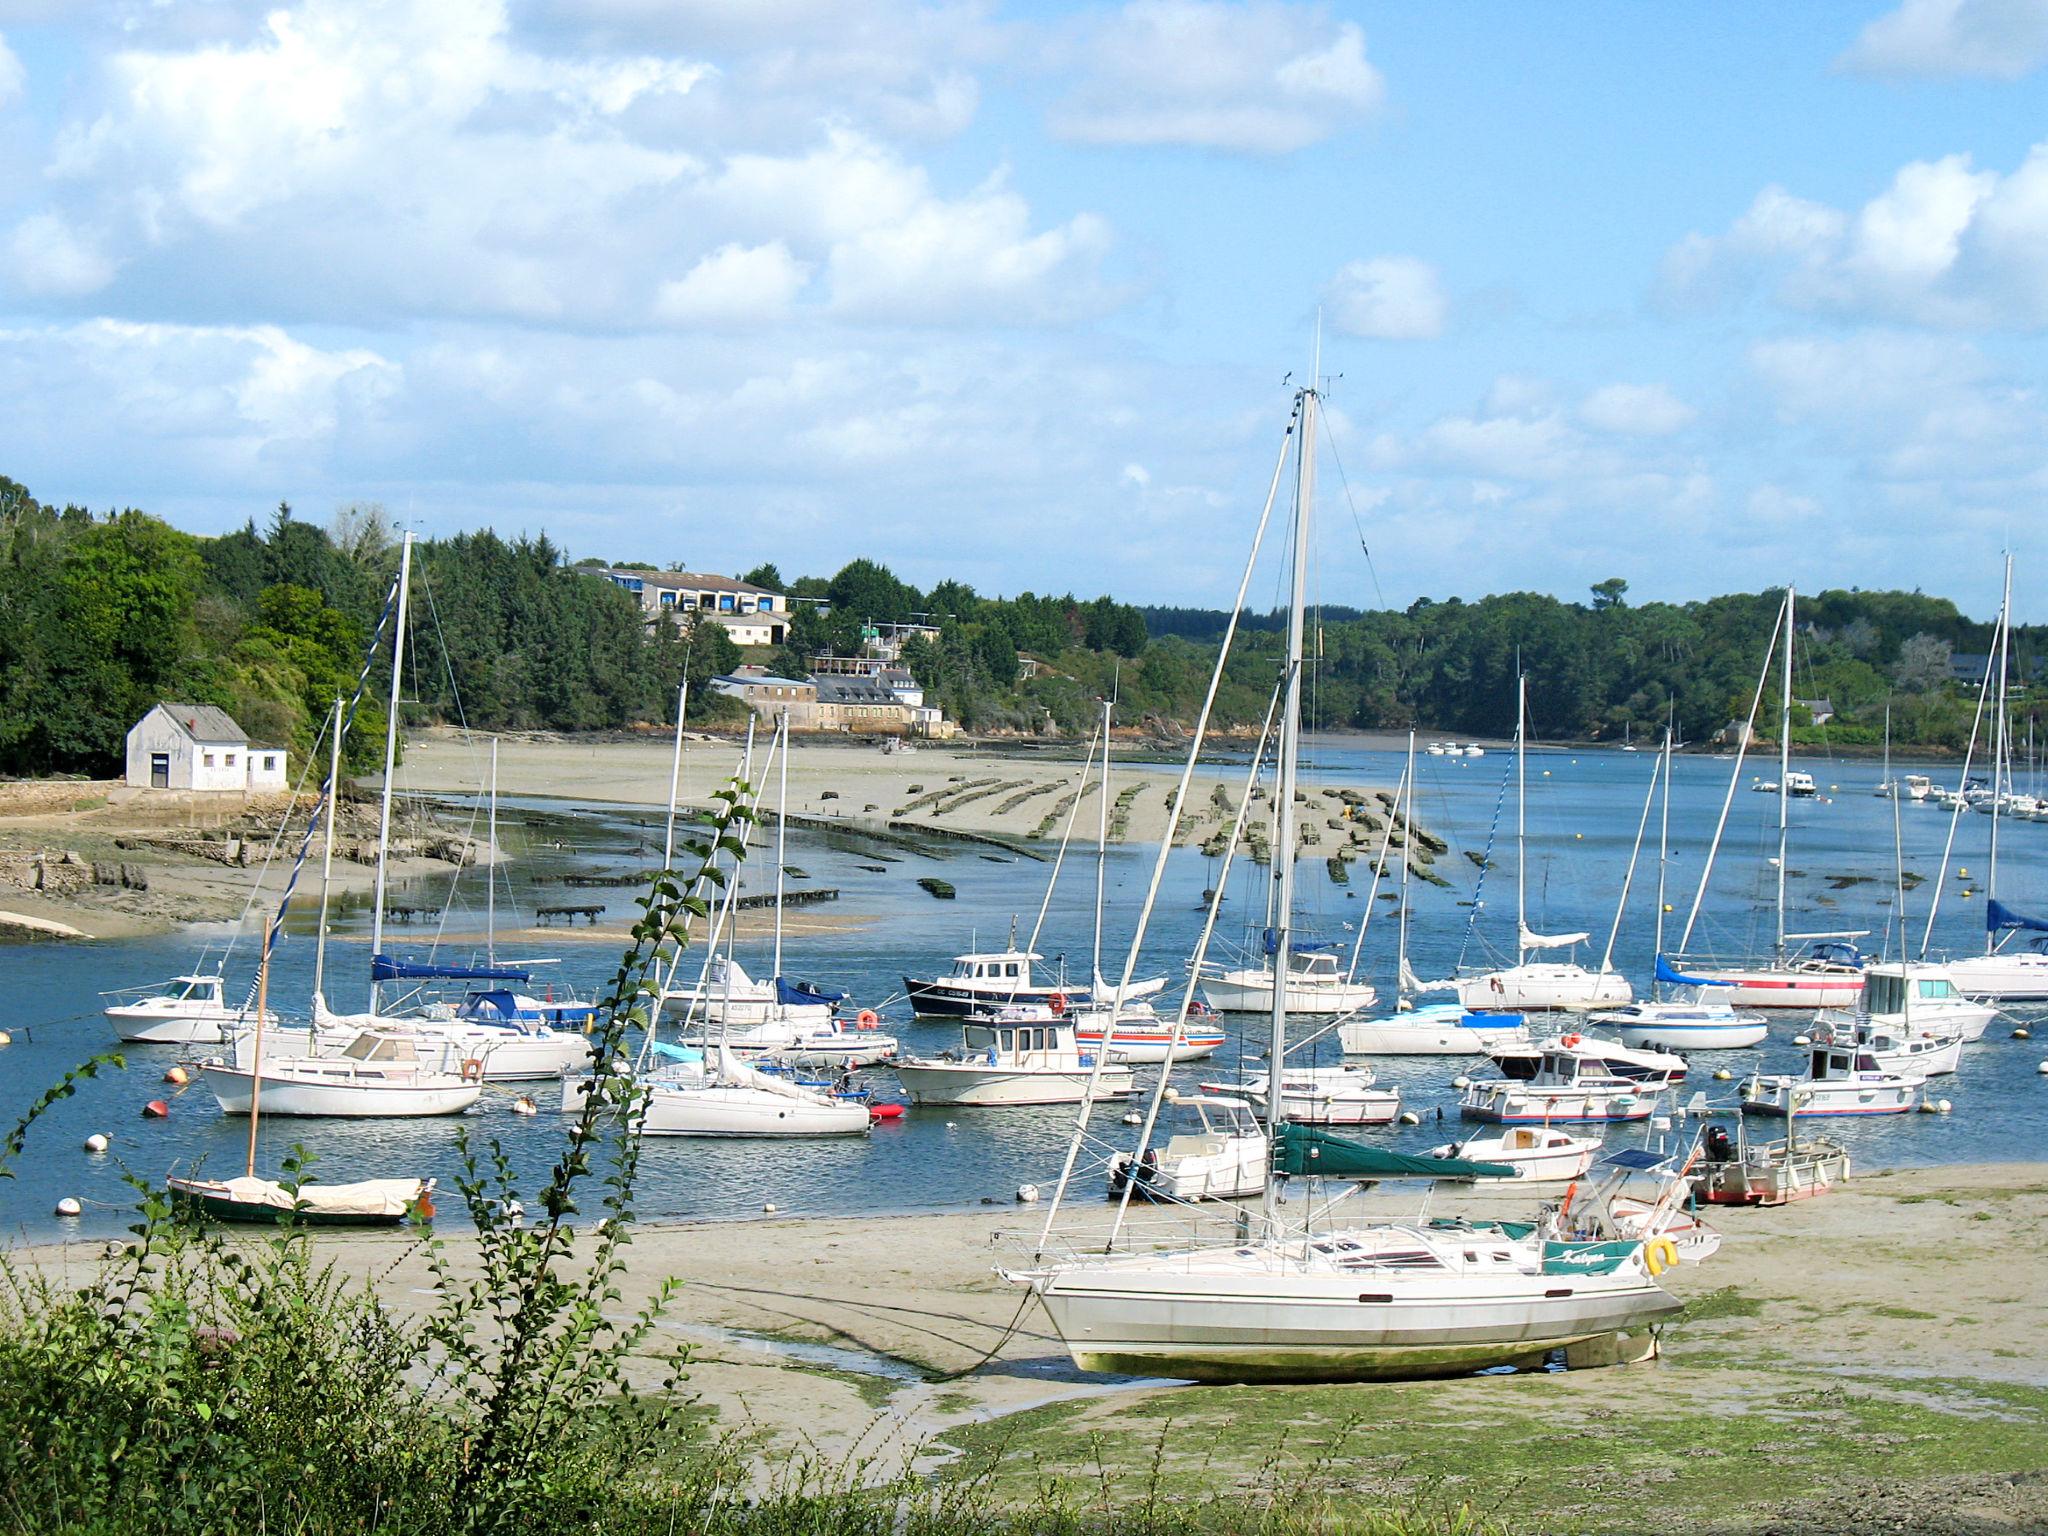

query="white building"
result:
[597,569,789,646]
[125,703,287,793]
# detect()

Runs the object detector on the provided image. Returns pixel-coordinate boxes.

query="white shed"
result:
[125,703,286,792]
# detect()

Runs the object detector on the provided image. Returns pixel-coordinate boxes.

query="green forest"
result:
[0,472,2034,780]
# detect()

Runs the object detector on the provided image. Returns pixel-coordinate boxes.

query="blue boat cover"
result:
[650,1041,703,1063]
[1655,954,1736,988]
[776,975,848,1006]
[1989,899,2048,934]
[1262,927,1340,956]
[371,953,530,984]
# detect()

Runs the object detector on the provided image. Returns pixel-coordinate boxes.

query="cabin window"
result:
[1006,962,1020,978]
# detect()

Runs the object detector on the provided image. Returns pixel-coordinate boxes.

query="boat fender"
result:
[1642,1237,1680,1277]
[1560,1033,1582,1048]
[461,1058,486,1082]
[1048,992,1068,1016]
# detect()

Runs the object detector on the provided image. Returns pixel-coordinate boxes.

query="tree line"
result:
[2,473,2032,780]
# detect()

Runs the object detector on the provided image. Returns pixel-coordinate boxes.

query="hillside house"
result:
[125,704,287,792]
[598,569,789,646]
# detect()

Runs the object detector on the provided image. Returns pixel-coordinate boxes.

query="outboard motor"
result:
[1704,1124,1735,1163]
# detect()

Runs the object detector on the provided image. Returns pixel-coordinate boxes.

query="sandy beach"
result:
[22,1161,2044,1530]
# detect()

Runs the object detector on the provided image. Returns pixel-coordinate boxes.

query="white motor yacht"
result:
[892,1019,1133,1106]
[1423,1126,1601,1183]
[1107,1094,1266,1202]
[103,973,275,1045]
[1460,1047,1661,1124]
[1486,1031,1688,1087]
[1814,961,1996,1043]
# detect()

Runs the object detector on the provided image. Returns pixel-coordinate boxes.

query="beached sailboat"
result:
[1010,365,1681,1382]
[1456,677,1632,1012]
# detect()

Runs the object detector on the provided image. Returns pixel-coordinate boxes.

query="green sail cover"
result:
[1272,1123,1517,1181]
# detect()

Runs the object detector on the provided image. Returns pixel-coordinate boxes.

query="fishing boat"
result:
[104,972,275,1045]
[892,1018,1134,1106]
[1739,1041,1920,1118]
[1460,1046,1661,1124]
[1813,1015,1962,1076]
[1107,1094,1266,1201]
[1200,1063,1400,1126]
[1455,677,1631,1013]
[1485,1032,1687,1087]
[1423,1126,1601,1182]
[1672,586,1869,1008]
[1693,1119,1850,1206]
[203,1028,484,1118]
[1011,366,1680,1383]
[1200,934,1378,1015]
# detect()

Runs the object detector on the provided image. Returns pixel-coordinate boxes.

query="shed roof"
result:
[152,703,247,742]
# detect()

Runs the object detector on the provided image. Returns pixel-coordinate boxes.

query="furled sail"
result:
[1988,899,2048,934]
[1271,1123,1514,1181]
[1654,954,1736,988]
[1518,925,1590,951]
[1400,959,1458,993]
[371,953,530,984]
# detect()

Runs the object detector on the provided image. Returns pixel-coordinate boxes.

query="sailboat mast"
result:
[313,696,342,1006]
[368,531,414,1016]
[1775,584,1794,961]
[772,713,789,985]
[1515,672,1528,966]
[1398,729,1414,999]
[1260,379,1315,1221]
[243,925,272,1179]
[1654,726,1671,997]
[1988,554,2013,952]
[1094,697,1111,990]
[486,736,498,966]
[662,681,687,872]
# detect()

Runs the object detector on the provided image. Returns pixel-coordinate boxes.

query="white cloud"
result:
[0,30,24,107]
[1664,143,2048,328]
[654,241,810,325]
[1049,1,1384,153]
[1579,383,1695,437]
[5,212,117,295]
[1840,0,2048,79]
[1325,256,1446,340]
[1121,462,1152,487]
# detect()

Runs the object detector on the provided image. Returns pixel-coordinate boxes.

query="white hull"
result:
[639,1081,870,1137]
[201,1065,481,1118]
[106,1003,278,1045]
[1739,1076,1918,1117]
[1017,1236,1680,1382]
[1460,1082,1656,1124]
[892,1062,1134,1106]
[1426,1128,1601,1182]
[1674,965,1863,1009]
[1590,1004,1767,1051]
[1201,972,1377,1016]
[1944,951,2048,1001]
[681,1025,899,1070]
[1108,1142,1265,1201]
[1339,1004,1529,1056]
[302,1004,594,1082]
[1457,965,1632,1012]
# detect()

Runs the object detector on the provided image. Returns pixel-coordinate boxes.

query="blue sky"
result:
[1,1,2045,617]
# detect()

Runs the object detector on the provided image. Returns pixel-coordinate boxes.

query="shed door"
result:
[150,753,170,789]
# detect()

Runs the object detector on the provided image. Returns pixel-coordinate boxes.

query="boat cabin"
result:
[1808,1044,1886,1081]
[1860,966,1958,1015]
[947,950,1041,985]
[1159,1096,1263,1156]
[1282,950,1343,981]
[959,1022,1083,1064]
[1784,770,1816,796]
[1903,774,1932,797]
[340,1032,426,1064]
[152,974,227,1006]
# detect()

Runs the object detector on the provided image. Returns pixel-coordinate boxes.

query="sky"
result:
[1,0,2045,618]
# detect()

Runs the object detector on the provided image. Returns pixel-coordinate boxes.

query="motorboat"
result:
[1338,1000,1532,1056]
[103,973,275,1045]
[1423,1125,1601,1183]
[1200,939,1377,1016]
[1783,771,1816,797]
[892,1019,1133,1106]
[1200,1063,1400,1126]
[1067,999,1227,1063]
[1739,1042,1920,1118]
[1693,1120,1850,1206]
[1107,1094,1266,1201]
[1875,774,1932,801]
[1815,961,1996,1043]
[1485,1031,1687,1087]
[1459,1047,1661,1124]
[903,948,1105,1018]
[1813,1016,1962,1077]
[201,1029,484,1118]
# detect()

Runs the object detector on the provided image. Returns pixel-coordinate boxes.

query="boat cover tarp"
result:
[1655,954,1737,988]
[649,1041,704,1064]
[1519,925,1591,950]
[372,953,530,984]
[776,976,848,1006]
[183,1175,425,1218]
[1262,928,1339,956]
[1272,1123,1515,1181]
[1988,899,2048,935]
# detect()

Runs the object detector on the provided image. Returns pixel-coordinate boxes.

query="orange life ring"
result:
[460,1058,485,1082]
[1048,992,1068,1016]
[856,1009,880,1031]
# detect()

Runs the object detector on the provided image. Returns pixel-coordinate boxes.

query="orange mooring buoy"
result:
[141,1099,170,1119]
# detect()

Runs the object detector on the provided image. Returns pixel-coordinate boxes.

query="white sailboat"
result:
[1010,362,1681,1383]
[1199,1062,1399,1126]
[1456,676,1632,1012]
[1674,587,1868,1008]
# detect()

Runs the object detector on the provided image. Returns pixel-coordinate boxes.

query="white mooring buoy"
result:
[83,1133,109,1154]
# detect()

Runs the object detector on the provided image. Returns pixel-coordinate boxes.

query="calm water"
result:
[4,740,2044,1242]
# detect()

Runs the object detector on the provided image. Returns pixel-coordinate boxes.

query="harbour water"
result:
[3,738,2044,1242]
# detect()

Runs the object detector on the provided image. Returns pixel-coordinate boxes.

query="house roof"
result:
[813,676,905,705]
[714,673,812,690]
[152,703,246,742]
[601,568,782,598]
